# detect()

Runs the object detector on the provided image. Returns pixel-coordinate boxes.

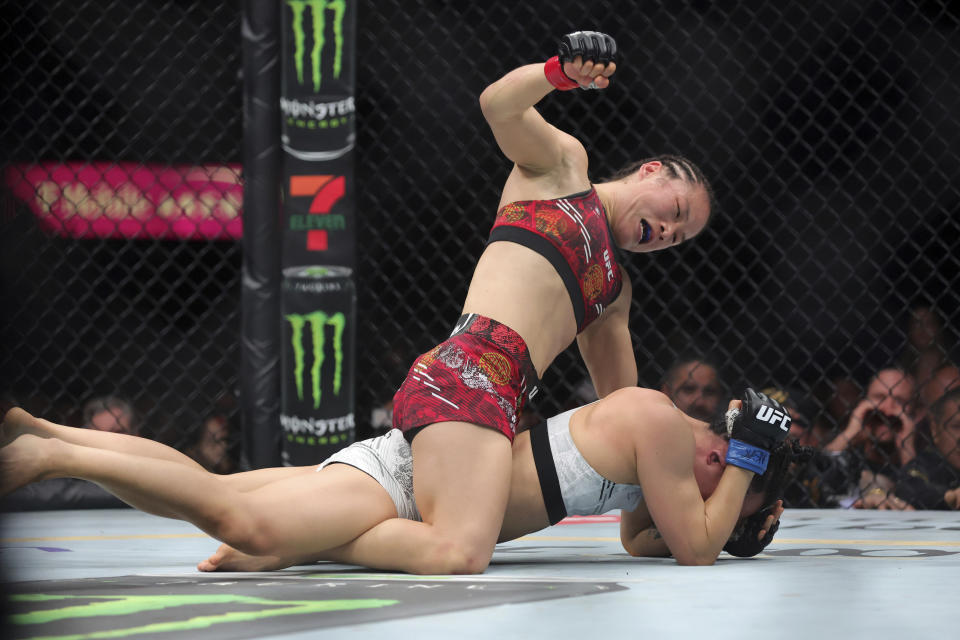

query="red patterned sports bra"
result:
[487,187,623,333]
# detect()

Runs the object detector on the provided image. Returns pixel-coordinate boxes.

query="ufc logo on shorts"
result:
[755,405,791,431]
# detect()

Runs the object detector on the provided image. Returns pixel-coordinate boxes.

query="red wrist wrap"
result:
[544,56,579,91]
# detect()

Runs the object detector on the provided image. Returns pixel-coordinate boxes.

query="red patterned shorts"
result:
[392,314,539,443]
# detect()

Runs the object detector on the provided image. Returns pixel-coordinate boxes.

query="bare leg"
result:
[3,408,207,470]
[2,407,312,492]
[318,421,512,575]
[220,467,315,492]
[1,411,397,560]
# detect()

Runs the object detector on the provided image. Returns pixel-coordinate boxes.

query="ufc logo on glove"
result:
[755,405,791,431]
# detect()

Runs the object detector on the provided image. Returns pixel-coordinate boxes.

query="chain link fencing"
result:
[0,0,245,471]
[2,1,959,506]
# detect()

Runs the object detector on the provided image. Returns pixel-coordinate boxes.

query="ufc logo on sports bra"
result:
[603,249,614,281]
[755,406,791,431]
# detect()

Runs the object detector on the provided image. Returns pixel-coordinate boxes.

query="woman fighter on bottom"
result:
[1,387,804,572]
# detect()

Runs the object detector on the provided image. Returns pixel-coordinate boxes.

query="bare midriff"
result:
[461,241,578,378]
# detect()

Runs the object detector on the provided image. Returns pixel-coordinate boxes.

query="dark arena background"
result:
[2,3,959,503]
[2,2,960,638]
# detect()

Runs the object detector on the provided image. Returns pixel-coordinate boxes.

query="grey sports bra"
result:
[529,405,644,524]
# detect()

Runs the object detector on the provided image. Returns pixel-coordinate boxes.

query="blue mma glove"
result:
[725,388,791,474]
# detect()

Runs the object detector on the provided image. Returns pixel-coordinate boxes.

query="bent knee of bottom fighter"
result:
[415,531,495,575]
[209,509,279,557]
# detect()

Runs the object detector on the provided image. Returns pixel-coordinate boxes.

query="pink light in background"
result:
[6,162,245,241]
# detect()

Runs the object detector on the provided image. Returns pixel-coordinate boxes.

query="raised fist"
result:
[558,31,618,67]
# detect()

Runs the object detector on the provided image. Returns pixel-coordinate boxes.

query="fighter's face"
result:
[611,163,711,253]
[694,399,765,518]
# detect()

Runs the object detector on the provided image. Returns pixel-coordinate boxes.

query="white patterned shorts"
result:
[317,429,421,521]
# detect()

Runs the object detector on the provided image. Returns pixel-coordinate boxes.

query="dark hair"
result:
[603,153,717,213]
[708,413,814,505]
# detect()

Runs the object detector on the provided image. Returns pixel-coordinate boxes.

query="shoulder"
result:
[522,130,588,177]
[600,387,672,410]
[598,388,689,445]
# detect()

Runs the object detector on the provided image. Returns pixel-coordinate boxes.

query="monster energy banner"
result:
[281,0,357,268]
[280,266,356,465]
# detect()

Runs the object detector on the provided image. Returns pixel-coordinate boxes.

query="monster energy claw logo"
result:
[288,0,346,92]
[287,311,346,408]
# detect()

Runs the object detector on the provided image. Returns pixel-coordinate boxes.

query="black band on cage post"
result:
[240,0,283,468]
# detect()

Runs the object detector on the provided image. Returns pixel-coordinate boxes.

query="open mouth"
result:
[639,219,652,245]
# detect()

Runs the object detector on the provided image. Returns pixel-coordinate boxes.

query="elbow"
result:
[673,547,718,566]
[478,81,518,124]
[478,84,500,120]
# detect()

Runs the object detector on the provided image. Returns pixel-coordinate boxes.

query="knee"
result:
[419,537,492,575]
[209,508,275,556]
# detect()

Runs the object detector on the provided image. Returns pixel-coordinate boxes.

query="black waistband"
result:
[529,419,567,525]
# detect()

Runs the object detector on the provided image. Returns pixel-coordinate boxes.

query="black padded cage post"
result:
[240,0,283,468]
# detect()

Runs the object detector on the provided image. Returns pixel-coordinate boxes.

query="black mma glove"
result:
[545,31,618,91]
[558,31,619,67]
[724,505,780,558]
[725,388,792,474]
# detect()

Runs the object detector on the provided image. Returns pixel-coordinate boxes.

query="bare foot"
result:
[198,543,293,572]
[0,431,56,495]
[1,407,51,444]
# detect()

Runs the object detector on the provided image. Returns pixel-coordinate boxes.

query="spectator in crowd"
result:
[919,364,960,416]
[660,356,724,421]
[909,364,960,454]
[823,368,917,510]
[899,305,952,392]
[811,375,861,443]
[761,387,818,446]
[83,395,138,435]
[825,369,917,468]
[894,387,960,509]
[185,413,237,475]
[761,386,861,509]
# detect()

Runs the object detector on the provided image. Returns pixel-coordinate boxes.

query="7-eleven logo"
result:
[289,175,346,251]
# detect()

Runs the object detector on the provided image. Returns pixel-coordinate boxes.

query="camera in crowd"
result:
[862,409,903,441]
